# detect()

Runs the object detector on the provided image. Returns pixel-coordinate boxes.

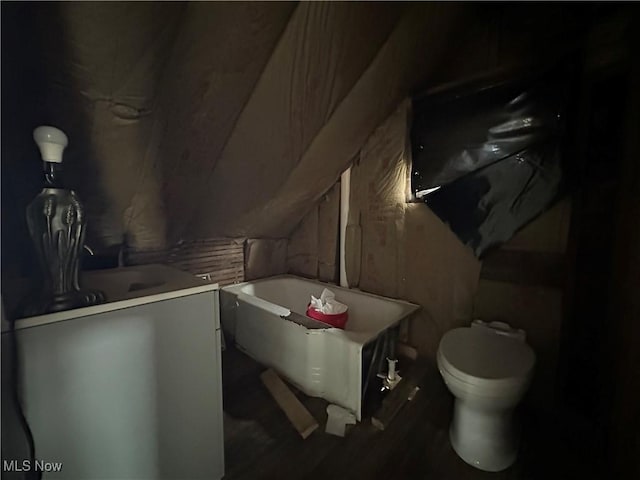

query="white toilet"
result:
[437,320,535,472]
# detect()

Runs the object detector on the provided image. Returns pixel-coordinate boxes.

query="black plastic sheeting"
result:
[411,68,571,257]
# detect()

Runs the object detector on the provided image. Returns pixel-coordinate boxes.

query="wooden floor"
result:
[221,347,603,480]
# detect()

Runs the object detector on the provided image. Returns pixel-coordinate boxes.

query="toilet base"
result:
[449,400,519,472]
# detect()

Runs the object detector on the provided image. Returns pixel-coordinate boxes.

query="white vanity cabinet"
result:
[1,265,224,480]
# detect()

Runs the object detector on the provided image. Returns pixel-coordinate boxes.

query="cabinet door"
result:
[6,291,223,480]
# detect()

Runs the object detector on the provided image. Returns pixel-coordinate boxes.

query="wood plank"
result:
[171,258,244,269]
[170,253,242,263]
[170,250,243,260]
[125,250,168,259]
[172,260,244,271]
[174,254,243,262]
[259,369,319,439]
[126,250,168,257]
[174,267,243,278]
[171,254,243,263]
[182,237,243,245]
[126,255,168,265]
[125,236,246,284]
[171,243,242,251]
[170,246,243,256]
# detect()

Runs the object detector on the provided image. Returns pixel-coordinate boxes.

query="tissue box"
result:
[306,305,349,329]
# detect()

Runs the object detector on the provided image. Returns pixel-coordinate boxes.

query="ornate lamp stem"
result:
[25,126,104,315]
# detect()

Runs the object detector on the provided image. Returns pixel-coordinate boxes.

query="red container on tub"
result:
[306,305,349,329]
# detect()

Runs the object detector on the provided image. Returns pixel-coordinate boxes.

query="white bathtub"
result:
[221,275,419,420]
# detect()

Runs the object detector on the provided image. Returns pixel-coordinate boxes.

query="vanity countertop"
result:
[4,264,218,332]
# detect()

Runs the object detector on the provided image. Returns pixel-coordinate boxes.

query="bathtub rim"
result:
[223,274,420,320]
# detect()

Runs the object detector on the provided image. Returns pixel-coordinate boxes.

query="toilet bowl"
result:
[437,320,535,472]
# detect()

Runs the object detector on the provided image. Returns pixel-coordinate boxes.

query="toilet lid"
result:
[439,327,535,384]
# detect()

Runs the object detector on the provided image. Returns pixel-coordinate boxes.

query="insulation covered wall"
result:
[221,2,473,239]
[2,3,418,260]
[149,2,298,246]
[187,1,406,241]
[2,2,578,288]
[287,182,340,282]
[3,2,478,285]
[346,101,482,359]
[35,2,184,249]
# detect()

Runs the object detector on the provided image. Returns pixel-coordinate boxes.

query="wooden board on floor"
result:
[260,368,319,439]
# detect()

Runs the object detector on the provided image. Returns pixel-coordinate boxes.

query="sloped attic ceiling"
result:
[2,1,476,254]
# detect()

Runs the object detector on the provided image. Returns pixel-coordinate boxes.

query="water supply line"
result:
[378,327,402,391]
[339,167,351,288]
